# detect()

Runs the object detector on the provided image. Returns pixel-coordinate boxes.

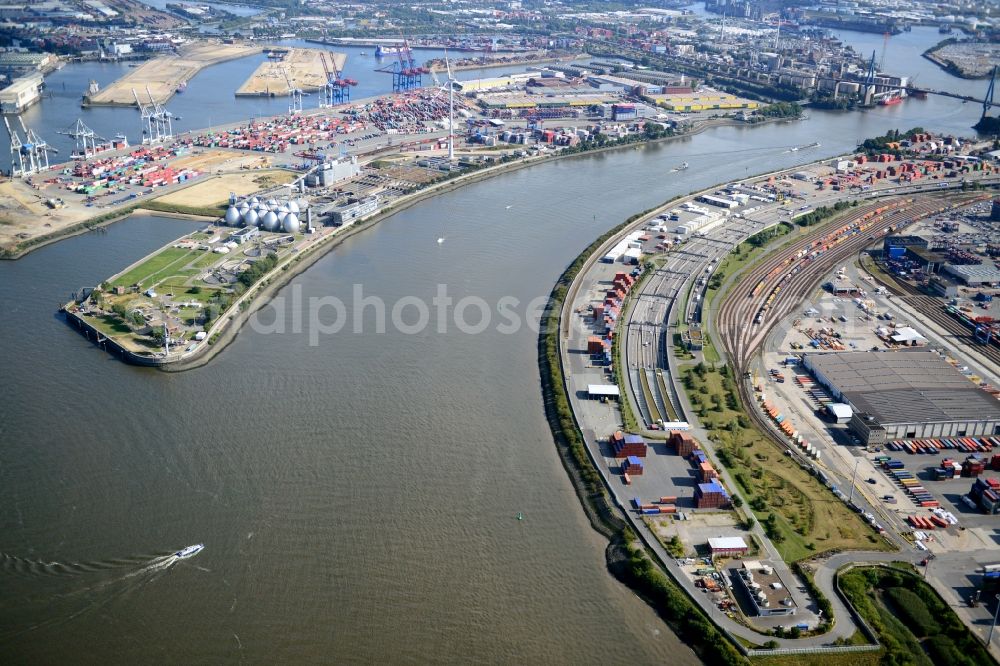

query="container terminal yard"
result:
[559,131,1000,651]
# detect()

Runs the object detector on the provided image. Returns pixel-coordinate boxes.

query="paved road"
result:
[560,168,1000,650]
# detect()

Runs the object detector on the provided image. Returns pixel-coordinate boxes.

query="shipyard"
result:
[4,0,1000,663]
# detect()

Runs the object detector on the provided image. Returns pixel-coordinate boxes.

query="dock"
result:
[84,42,260,107]
[235,48,346,97]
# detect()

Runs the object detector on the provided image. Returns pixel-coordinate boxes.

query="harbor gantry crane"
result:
[318,52,357,108]
[5,116,56,177]
[133,87,157,143]
[376,37,428,92]
[281,66,304,115]
[148,86,173,142]
[57,118,108,159]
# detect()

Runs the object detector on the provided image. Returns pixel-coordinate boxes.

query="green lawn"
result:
[680,363,886,561]
[111,247,196,289]
[87,313,132,336]
[157,281,223,305]
[191,250,223,269]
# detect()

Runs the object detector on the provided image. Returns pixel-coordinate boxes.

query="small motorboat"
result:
[175,544,204,559]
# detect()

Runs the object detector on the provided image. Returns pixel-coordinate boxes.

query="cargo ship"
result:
[879,94,903,106]
[375,45,404,58]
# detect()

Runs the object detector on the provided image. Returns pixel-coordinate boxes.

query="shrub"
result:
[885,587,938,637]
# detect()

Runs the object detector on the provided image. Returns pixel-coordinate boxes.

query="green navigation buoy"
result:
[516,512,524,521]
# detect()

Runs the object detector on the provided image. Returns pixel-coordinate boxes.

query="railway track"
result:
[711,192,987,486]
[876,272,1000,369]
[717,194,984,373]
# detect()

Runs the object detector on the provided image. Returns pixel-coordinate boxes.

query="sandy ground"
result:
[235,48,347,96]
[155,170,295,207]
[86,42,260,106]
[0,180,94,252]
[169,149,272,173]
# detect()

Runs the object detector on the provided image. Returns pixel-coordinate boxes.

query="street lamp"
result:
[848,458,861,504]
[989,594,1000,647]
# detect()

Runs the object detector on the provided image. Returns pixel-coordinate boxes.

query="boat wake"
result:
[0,549,199,641]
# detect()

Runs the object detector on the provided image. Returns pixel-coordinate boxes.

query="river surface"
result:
[0,23,989,664]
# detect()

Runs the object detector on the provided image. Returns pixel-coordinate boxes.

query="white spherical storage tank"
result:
[261,210,280,232]
[225,206,241,225]
[282,213,300,233]
[287,200,300,214]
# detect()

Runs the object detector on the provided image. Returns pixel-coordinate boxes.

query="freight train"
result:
[749,201,912,326]
[947,304,1000,351]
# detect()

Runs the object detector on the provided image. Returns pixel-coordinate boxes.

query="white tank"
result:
[225,205,241,225]
[287,200,300,214]
[238,202,250,213]
[249,196,259,205]
[243,208,259,228]
[266,198,278,208]
[296,198,309,211]
[261,210,280,232]
[276,210,288,226]
[282,212,300,233]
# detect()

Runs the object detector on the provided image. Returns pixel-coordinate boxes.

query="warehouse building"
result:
[707,536,748,557]
[0,73,42,113]
[943,263,1000,287]
[802,350,1000,445]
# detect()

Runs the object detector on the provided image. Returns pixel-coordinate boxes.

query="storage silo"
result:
[282,213,300,233]
[261,210,280,232]
[287,200,300,214]
[243,208,259,228]
[225,205,241,225]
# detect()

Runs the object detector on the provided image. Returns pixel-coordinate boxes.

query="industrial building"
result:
[648,91,759,113]
[943,263,1000,287]
[708,536,748,557]
[306,155,360,188]
[0,73,43,113]
[802,351,1000,445]
[882,235,927,259]
[733,561,797,617]
[328,195,380,226]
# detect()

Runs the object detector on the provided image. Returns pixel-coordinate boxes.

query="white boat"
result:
[676,161,689,170]
[175,543,204,559]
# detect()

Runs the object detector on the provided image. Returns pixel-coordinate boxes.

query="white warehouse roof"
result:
[708,536,748,550]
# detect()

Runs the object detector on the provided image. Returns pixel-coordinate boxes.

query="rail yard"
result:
[560,137,1000,652]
